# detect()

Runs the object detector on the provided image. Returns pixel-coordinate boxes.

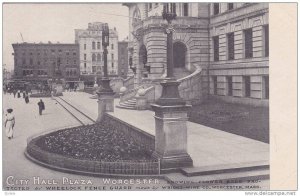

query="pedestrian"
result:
[17,90,21,98]
[13,89,16,98]
[4,108,15,139]
[37,99,45,115]
[22,90,26,98]
[51,90,54,99]
[25,93,29,104]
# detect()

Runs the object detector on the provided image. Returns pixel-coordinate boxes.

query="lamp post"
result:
[96,23,115,122]
[97,23,113,92]
[151,3,193,173]
[155,3,185,106]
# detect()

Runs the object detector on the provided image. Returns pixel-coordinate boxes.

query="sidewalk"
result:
[62,92,269,168]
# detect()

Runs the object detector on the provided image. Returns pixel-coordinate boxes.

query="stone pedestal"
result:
[136,96,147,110]
[96,91,115,122]
[151,104,193,173]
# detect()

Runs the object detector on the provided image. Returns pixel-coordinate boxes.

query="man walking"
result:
[37,99,45,115]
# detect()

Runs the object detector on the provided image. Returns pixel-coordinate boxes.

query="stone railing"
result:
[120,80,153,103]
[120,85,143,102]
[143,86,156,104]
[177,65,203,105]
[123,75,134,90]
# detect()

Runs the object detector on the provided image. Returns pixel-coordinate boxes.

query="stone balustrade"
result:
[178,65,204,105]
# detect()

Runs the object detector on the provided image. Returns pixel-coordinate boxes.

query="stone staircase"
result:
[117,98,137,110]
[117,65,202,110]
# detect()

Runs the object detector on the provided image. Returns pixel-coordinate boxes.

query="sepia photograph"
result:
[1,2,297,193]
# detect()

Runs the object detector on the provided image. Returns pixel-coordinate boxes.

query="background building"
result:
[123,3,269,107]
[12,42,80,87]
[118,40,129,78]
[75,22,119,78]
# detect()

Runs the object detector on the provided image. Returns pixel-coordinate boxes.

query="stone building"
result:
[118,40,129,78]
[120,3,268,109]
[209,3,269,106]
[75,22,119,77]
[12,42,80,86]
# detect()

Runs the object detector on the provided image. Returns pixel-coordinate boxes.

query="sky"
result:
[3,3,130,71]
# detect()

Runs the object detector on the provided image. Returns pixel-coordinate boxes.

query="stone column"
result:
[96,91,115,122]
[151,104,193,173]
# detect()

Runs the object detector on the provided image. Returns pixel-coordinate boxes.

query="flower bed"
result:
[35,121,154,162]
[26,119,159,175]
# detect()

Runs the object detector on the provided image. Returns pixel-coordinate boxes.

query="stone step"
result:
[116,104,136,110]
[164,169,270,188]
[124,101,136,105]
[180,161,269,177]
[126,99,137,104]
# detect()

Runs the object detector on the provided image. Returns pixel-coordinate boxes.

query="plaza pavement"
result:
[61,92,269,168]
[2,93,169,191]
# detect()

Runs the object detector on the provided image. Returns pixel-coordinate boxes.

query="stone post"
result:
[96,91,115,122]
[151,104,193,173]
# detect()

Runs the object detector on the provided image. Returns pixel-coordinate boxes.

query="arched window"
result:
[92,54,96,62]
[97,54,101,62]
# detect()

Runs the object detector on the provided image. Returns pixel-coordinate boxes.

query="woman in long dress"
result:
[5,109,15,139]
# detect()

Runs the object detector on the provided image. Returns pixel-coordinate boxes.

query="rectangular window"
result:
[213,76,218,95]
[227,32,235,60]
[227,76,233,96]
[213,3,219,15]
[112,62,114,68]
[149,3,152,10]
[111,54,114,60]
[213,36,219,61]
[92,42,96,50]
[228,3,234,10]
[97,42,101,49]
[84,63,86,68]
[92,66,96,73]
[264,25,269,57]
[244,28,253,58]
[84,44,86,50]
[263,76,269,99]
[243,76,251,97]
[84,54,87,60]
[183,3,189,16]
[111,44,114,50]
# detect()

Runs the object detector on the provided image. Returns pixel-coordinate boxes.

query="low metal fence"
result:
[27,138,160,175]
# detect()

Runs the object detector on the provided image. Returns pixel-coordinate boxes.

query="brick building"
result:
[12,42,80,86]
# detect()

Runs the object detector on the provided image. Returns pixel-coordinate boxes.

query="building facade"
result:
[209,3,269,106]
[118,41,129,78]
[12,42,80,84]
[124,3,269,106]
[75,22,119,77]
